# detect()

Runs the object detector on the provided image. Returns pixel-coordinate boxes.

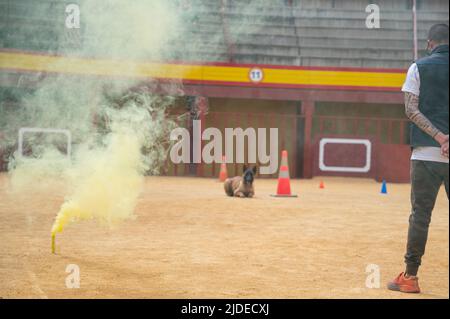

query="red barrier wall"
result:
[312,136,411,183]
[376,144,411,183]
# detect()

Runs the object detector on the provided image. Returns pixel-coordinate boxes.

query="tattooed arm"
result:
[404,92,449,147]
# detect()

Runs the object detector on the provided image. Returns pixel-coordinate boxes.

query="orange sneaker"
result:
[387,272,421,293]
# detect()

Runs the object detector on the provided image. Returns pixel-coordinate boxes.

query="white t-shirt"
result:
[402,63,448,163]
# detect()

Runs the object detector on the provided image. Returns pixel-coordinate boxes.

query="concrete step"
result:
[195,1,448,19]
[295,26,413,40]
[0,1,65,20]
[298,48,414,63]
[416,12,450,21]
[180,23,224,33]
[0,11,66,25]
[298,37,413,50]
[234,44,299,57]
[222,6,294,19]
[225,15,294,28]
[294,18,413,30]
[167,51,230,63]
[0,20,62,36]
[300,56,411,69]
[167,43,229,54]
[198,0,294,17]
[231,33,298,47]
[299,47,413,61]
[233,54,301,66]
[244,25,297,36]
[227,21,298,34]
[178,30,298,49]
[1,35,59,52]
[179,31,226,44]
[293,8,448,21]
[298,0,448,11]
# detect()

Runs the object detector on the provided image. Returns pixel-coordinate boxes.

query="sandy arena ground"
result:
[0,173,448,299]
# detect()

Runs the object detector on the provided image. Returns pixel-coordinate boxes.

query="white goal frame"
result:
[18,128,72,159]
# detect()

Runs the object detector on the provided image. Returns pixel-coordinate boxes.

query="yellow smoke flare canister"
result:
[51,205,80,254]
[52,233,56,254]
[48,133,143,254]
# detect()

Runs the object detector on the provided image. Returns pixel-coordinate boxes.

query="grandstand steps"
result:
[294,18,413,30]
[0,0,448,68]
[233,44,299,58]
[299,46,413,61]
[295,27,413,40]
[232,55,301,66]
[298,37,412,50]
[292,8,445,21]
[232,33,298,47]
[300,57,410,68]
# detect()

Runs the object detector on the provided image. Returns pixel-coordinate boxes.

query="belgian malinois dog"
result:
[224,165,257,198]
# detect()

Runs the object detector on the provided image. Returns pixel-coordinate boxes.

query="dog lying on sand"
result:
[224,165,257,198]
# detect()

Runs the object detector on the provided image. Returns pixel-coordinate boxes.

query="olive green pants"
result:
[405,160,449,276]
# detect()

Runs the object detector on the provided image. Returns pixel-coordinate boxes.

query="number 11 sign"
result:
[249,68,264,83]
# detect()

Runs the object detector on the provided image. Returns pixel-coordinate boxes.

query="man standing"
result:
[388,24,449,294]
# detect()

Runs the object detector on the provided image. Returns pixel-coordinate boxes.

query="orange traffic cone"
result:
[271,150,298,197]
[319,181,325,189]
[219,156,228,182]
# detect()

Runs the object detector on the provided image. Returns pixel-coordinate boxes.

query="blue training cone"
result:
[381,180,388,194]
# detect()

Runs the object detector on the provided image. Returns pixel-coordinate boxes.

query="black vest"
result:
[411,44,449,148]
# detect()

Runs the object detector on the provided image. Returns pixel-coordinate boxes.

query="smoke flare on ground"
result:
[1,0,272,236]
[4,0,183,235]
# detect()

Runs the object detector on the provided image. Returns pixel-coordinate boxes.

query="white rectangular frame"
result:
[18,128,72,159]
[319,138,372,173]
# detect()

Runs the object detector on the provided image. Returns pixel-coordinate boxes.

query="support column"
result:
[196,96,209,177]
[302,100,315,179]
[220,0,235,62]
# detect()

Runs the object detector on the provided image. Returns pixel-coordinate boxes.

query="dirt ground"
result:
[0,173,448,299]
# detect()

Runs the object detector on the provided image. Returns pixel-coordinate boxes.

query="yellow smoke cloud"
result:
[51,132,143,236]
[4,1,183,252]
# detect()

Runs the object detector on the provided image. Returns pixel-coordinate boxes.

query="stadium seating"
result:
[0,0,449,68]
